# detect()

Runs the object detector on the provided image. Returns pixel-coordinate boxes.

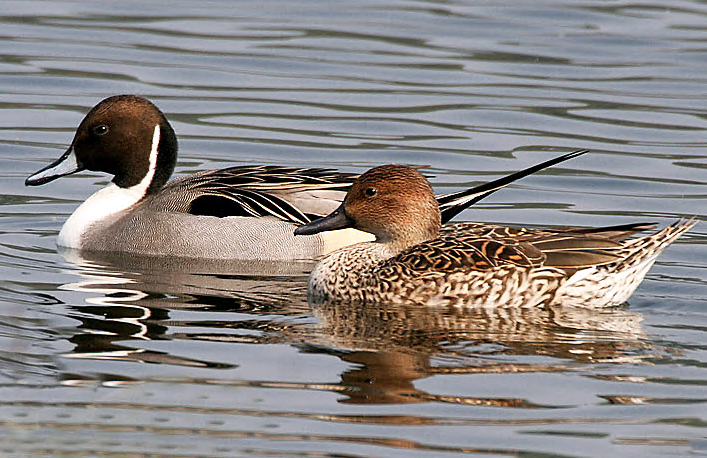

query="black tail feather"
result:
[438,150,589,223]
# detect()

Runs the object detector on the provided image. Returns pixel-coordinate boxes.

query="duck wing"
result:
[389,234,547,274]
[438,221,658,273]
[158,150,588,225]
[160,165,356,225]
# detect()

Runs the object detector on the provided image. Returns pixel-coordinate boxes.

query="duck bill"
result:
[25,146,85,186]
[295,204,354,236]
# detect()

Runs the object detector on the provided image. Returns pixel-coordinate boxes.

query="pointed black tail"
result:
[438,149,589,224]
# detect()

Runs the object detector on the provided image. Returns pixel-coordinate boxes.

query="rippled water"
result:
[2,1,706,457]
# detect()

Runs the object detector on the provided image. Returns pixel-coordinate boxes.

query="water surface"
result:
[1,1,706,457]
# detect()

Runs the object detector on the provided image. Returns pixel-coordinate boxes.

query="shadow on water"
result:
[49,248,659,407]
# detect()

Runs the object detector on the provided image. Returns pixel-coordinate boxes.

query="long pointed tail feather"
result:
[621,218,697,259]
[438,150,589,223]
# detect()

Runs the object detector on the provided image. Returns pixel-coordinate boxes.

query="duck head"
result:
[26,95,178,194]
[296,164,441,249]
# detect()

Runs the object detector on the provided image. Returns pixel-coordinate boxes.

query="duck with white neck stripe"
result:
[26,94,588,261]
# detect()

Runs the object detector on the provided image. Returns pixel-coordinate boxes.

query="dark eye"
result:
[93,125,109,136]
[364,187,377,197]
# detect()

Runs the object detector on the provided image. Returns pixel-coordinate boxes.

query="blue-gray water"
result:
[1,1,706,457]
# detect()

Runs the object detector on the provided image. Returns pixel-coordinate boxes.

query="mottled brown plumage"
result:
[297,165,695,307]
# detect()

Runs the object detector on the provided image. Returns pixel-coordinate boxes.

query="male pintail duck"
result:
[25,94,586,260]
[295,164,695,307]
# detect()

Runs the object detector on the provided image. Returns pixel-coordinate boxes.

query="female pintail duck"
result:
[295,164,696,307]
[25,95,586,260]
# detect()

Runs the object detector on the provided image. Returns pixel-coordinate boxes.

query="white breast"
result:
[58,184,146,248]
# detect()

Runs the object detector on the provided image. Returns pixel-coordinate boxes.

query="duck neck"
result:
[112,122,176,196]
[377,218,440,252]
[379,232,434,253]
[146,120,177,194]
[58,124,175,249]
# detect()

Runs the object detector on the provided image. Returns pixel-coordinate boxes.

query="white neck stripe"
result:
[129,123,161,196]
[57,124,162,249]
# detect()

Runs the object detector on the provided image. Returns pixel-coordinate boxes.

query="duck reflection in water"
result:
[57,249,312,378]
[306,300,650,404]
[54,248,655,404]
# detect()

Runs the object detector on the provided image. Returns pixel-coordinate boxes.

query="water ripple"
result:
[1,1,706,457]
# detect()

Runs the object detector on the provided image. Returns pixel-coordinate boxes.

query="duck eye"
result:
[93,125,109,136]
[364,187,377,197]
